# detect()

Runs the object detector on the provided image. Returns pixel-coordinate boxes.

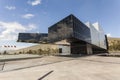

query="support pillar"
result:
[86,44,93,54]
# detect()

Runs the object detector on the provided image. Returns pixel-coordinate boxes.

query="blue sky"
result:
[0,0,120,49]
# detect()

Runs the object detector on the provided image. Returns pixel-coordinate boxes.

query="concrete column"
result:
[86,44,93,54]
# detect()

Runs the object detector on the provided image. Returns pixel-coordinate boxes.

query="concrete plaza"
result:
[0,55,120,80]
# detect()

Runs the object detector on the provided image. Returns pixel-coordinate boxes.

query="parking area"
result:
[0,55,120,80]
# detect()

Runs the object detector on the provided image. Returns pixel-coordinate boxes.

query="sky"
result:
[0,0,120,50]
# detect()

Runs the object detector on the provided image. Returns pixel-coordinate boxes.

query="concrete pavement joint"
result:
[38,70,54,80]
[0,58,76,73]
[0,56,43,62]
[80,58,120,64]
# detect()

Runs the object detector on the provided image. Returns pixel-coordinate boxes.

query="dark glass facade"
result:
[18,33,48,43]
[48,14,91,43]
[48,15,73,43]
[71,40,88,54]
[72,16,91,43]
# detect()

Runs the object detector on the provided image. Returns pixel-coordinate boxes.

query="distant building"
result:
[17,14,108,55]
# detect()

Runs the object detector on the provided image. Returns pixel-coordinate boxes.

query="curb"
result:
[0,56,42,62]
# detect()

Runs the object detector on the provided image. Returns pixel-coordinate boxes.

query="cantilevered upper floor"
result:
[48,14,91,43]
[17,33,48,43]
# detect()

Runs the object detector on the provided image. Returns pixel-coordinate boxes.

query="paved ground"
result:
[0,56,75,72]
[0,55,120,80]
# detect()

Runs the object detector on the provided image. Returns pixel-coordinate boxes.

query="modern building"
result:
[18,14,108,55]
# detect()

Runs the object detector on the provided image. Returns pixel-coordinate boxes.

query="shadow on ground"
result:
[56,54,98,58]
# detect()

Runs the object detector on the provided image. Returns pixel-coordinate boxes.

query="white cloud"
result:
[28,24,37,30]
[22,14,35,19]
[28,0,41,6]
[5,6,16,10]
[0,21,37,40]
[106,33,112,37]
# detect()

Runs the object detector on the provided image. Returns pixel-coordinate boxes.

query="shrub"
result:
[3,51,8,55]
[19,51,22,54]
[28,50,33,54]
[37,49,43,55]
